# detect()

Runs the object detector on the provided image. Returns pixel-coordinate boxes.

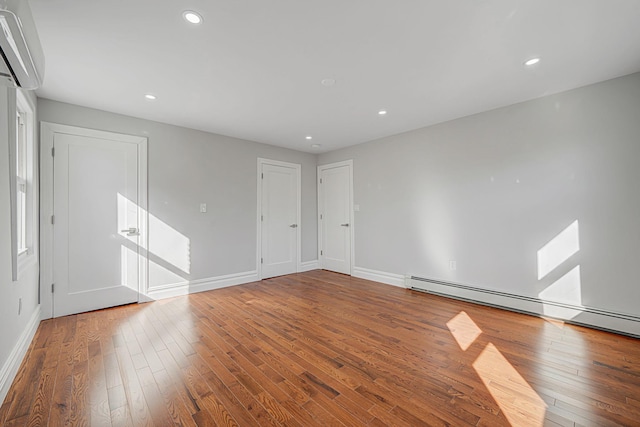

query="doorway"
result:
[40,123,148,318]
[257,158,301,279]
[318,160,353,275]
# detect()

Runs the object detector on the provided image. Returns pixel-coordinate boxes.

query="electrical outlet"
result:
[200,203,207,213]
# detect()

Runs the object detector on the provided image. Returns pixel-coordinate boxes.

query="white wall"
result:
[0,86,40,403]
[319,73,640,321]
[37,99,318,296]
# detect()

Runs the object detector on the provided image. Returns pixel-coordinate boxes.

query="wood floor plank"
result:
[2,270,640,426]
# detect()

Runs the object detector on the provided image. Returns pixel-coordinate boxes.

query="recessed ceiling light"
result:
[145,94,157,100]
[524,57,540,66]
[378,110,387,115]
[311,144,321,149]
[183,11,203,24]
[321,78,336,87]
[305,136,313,140]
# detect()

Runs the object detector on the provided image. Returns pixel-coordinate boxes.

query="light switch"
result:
[200,203,207,213]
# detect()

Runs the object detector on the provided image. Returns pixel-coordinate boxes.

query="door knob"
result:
[289,224,298,228]
[121,227,139,236]
[340,223,350,227]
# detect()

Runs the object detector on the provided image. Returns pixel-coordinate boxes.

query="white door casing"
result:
[40,123,148,318]
[318,160,353,275]
[257,159,301,279]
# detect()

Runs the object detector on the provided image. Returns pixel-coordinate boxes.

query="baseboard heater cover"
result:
[409,276,640,339]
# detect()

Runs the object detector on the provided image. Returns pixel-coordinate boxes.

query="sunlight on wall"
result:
[446,311,482,351]
[117,193,191,291]
[537,221,579,280]
[539,266,583,320]
[473,343,547,426]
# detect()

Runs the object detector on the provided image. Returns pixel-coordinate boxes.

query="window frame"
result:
[11,89,37,280]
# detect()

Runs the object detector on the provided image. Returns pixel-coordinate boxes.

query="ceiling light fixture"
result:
[311,144,321,149]
[321,78,336,87]
[183,11,203,24]
[306,136,313,140]
[524,57,540,66]
[145,94,157,100]
[378,110,387,115]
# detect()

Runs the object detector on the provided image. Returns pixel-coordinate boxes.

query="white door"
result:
[319,161,352,275]
[52,128,145,317]
[260,160,300,279]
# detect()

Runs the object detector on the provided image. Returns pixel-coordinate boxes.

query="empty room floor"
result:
[1,270,639,426]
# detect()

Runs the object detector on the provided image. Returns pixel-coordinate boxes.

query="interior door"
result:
[53,131,142,317]
[261,162,300,279]
[319,162,352,275]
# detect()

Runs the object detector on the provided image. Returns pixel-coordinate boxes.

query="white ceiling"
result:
[30,0,640,153]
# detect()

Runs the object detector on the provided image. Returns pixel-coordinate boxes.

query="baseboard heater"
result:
[408,276,640,339]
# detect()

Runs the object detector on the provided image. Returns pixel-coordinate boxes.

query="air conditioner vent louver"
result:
[0,0,44,89]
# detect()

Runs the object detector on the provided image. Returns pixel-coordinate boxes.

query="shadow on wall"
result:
[117,193,191,296]
[536,220,583,321]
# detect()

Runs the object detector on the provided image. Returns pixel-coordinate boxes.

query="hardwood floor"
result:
[2,270,640,426]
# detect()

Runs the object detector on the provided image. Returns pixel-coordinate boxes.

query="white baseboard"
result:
[409,276,640,338]
[145,270,259,301]
[0,305,41,405]
[299,260,319,272]
[353,267,405,288]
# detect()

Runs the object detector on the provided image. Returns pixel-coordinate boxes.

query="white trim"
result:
[317,160,354,275]
[256,158,302,280]
[144,270,259,301]
[39,122,148,319]
[300,260,319,272]
[0,306,41,405]
[409,277,640,337]
[353,267,405,288]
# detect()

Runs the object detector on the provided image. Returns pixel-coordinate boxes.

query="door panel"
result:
[53,132,140,317]
[261,163,299,279]
[320,164,352,275]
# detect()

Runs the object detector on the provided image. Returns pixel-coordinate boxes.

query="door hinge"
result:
[320,250,323,256]
[261,173,264,179]
[320,214,323,220]
[261,258,263,264]
[51,147,55,157]
[261,215,263,222]
[51,283,55,293]
[51,215,55,225]
[320,178,322,184]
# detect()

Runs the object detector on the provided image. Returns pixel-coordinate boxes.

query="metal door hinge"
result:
[261,215,263,221]
[51,283,55,293]
[51,215,55,225]
[320,178,322,184]
[51,147,55,157]
[261,258,263,264]
[261,173,264,179]
[320,214,323,220]
[320,250,323,256]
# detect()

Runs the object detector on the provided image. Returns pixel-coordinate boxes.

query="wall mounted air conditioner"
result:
[0,0,44,89]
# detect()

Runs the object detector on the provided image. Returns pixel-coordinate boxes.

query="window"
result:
[16,108,28,255]
[11,89,36,280]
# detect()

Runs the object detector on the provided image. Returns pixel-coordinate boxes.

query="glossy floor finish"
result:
[2,270,640,426]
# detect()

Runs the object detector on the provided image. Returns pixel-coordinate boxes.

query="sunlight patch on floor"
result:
[473,343,547,426]
[446,311,482,351]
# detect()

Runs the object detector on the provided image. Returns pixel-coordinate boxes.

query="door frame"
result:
[40,122,148,319]
[317,160,354,275]
[256,158,302,280]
